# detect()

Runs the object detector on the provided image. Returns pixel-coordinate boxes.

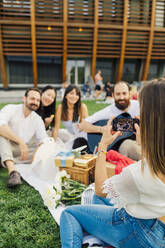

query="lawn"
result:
[0,100,109,248]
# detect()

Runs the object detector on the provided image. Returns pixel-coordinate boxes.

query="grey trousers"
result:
[0,136,38,167]
[118,139,141,161]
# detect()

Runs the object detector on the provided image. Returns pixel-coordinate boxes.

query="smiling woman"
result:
[36,85,56,130]
[52,85,88,142]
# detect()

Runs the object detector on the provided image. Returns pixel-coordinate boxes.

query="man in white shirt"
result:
[0,88,48,187]
[78,81,141,160]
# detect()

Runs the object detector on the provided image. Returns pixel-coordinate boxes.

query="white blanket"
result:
[16,137,107,247]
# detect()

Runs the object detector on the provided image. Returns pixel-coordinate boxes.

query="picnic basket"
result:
[59,164,95,186]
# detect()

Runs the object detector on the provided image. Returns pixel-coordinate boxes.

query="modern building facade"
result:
[0,0,165,89]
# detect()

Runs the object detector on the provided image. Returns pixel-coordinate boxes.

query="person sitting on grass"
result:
[0,88,47,187]
[60,78,165,248]
[78,81,141,161]
[104,81,113,103]
[52,85,88,143]
[81,81,92,98]
[36,85,56,131]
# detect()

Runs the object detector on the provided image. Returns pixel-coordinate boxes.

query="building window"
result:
[147,60,165,80]
[122,59,141,83]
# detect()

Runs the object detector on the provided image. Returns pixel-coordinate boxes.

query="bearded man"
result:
[78,81,141,160]
[0,88,48,187]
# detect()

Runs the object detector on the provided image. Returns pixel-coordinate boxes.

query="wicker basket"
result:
[59,164,95,185]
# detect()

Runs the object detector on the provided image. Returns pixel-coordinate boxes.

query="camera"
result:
[112,117,140,132]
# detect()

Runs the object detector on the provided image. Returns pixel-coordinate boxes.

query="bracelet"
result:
[98,149,107,155]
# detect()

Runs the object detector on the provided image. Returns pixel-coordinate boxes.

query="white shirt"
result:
[103,160,165,219]
[86,100,139,123]
[0,104,47,145]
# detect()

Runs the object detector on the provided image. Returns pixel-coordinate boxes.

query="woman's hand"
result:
[100,118,121,147]
[45,115,54,128]
[134,124,140,145]
[134,116,140,145]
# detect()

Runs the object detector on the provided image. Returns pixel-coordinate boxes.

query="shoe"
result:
[8,171,22,187]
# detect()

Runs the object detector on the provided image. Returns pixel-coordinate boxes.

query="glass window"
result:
[7,56,33,84]
[37,56,62,85]
[147,60,165,80]
[96,58,116,83]
[122,59,141,83]
[67,60,85,85]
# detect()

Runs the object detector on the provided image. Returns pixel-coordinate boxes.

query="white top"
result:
[103,160,165,219]
[62,120,77,134]
[62,120,87,139]
[86,100,139,123]
[0,104,47,145]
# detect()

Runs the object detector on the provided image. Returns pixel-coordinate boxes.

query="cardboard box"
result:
[106,162,116,178]
[55,153,75,168]
[74,154,97,168]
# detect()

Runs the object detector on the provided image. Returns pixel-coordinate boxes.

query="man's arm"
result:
[0,124,28,160]
[78,105,112,133]
[78,119,105,133]
[0,124,23,143]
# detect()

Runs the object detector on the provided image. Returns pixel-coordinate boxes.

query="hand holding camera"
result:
[112,117,140,132]
[100,118,122,147]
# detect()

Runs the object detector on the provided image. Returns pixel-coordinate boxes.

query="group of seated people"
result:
[0,78,165,247]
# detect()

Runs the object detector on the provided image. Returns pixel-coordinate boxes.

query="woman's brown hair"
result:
[139,79,165,176]
[61,85,81,122]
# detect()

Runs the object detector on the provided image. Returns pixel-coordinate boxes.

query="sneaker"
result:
[8,171,22,187]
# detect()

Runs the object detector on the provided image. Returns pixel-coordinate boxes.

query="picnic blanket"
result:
[16,137,109,247]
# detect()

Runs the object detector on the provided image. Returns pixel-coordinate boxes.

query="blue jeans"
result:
[60,196,165,248]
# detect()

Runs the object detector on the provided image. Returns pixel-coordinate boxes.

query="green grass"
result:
[0,100,108,248]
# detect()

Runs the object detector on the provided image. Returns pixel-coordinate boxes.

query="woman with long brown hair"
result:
[52,85,88,142]
[60,79,165,248]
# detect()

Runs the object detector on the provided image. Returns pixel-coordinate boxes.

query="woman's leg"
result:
[60,209,83,248]
[60,205,135,248]
[92,193,113,206]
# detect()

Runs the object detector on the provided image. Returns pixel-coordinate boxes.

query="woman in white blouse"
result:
[60,79,165,248]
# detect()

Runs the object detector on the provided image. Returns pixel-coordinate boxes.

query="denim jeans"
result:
[60,195,165,248]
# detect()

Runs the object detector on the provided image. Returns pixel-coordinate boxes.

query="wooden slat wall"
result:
[0,0,31,20]
[152,31,165,59]
[0,0,165,87]
[97,28,122,58]
[128,0,151,26]
[98,0,123,24]
[142,0,156,80]
[35,0,63,22]
[2,24,32,56]
[36,25,63,56]
[117,0,128,81]
[68,0,94,23]
[31,0,37,87]
[67,27,93,57]
[0,24,8,87]
[125,30,149,58]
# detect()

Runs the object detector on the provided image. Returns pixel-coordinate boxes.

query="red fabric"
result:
[106,150,135,175]
[132,94,138,100]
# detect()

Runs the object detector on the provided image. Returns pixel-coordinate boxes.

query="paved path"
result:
[0,89,106,103]
[0,90,25,103]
